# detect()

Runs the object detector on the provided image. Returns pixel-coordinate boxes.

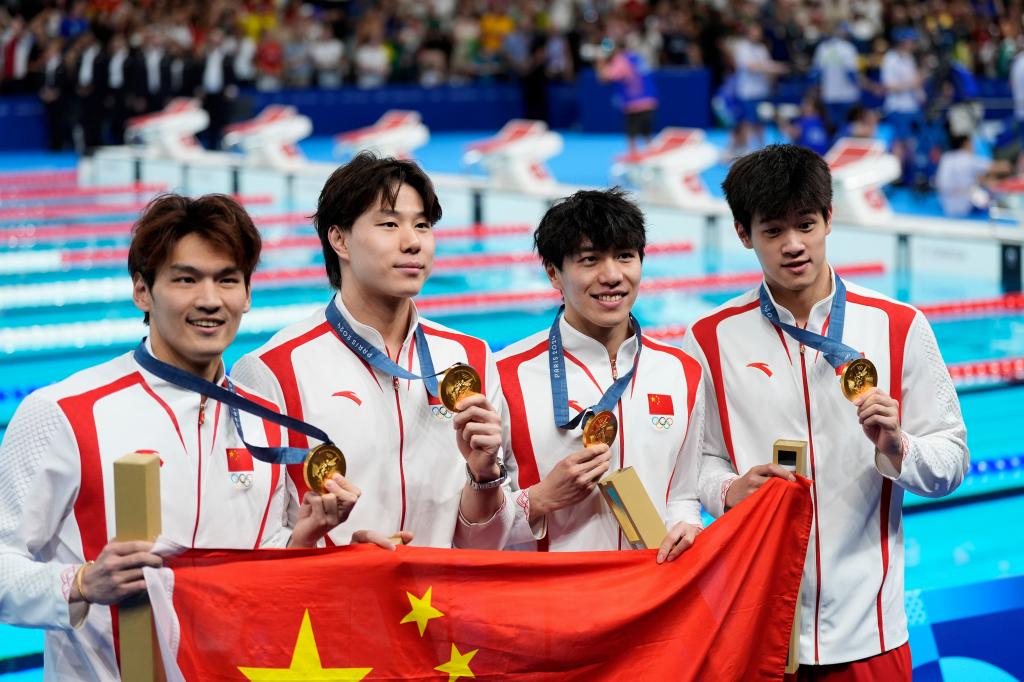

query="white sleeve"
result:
[453,347,518,549]
[664,374,705,529]
[681,334,739,519]
[0,393,85,630]
[874,313,969,496]
[230,353,285,412]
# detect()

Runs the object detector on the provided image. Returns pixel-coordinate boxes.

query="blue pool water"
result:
[1,133,1022,680]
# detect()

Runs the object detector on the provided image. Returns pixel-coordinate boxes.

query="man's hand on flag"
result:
[724,464,796,510]
[657,522,701,565]
[351,529,415,550]
[289,474,361,548]
[528,444,611,523]
[71,540,163,604]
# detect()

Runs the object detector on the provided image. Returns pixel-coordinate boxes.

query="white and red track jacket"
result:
[231,298,518,549]
[682,275,968,666]
[496,317,705,551]
[0,344,292,681]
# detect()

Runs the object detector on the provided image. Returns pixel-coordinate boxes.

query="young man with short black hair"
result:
[497,188,704,561]
[0,194,359,680]
[682,144,968,678]
[233,153,517,548]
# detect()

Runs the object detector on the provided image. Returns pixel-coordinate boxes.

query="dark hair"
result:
[534,188,646,268]
[128,193,261,323]
[722,144,833,235]
[313,151,442,289]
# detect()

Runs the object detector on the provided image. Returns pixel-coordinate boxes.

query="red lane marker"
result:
[1,219,528,244]
[0,183,168,201]
[0,195,274,221]
[646,324,689,340]
[948,356,1024,384]
[433,224,534,240]
[412,262,887,311]
[0,169,77,186]
[919,293,1024,319]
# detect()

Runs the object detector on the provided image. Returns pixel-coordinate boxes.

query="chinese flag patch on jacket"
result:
[647,393,674,416]
[226,448,254,472]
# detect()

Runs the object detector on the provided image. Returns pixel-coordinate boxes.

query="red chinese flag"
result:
[647,393,674,415]
[225,448,253,472]
[147,478,811,681]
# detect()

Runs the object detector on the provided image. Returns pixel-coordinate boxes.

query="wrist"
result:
[469,461,502,482]
[528,483,551,518]
[72,561,94,604]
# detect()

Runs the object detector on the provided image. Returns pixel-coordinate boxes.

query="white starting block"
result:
[80,98,246,195]
[463,120,563,194]
[826,138,901,223]
[334,110,429,160]
[224,105,312,171]
[611,128,719,208]
[223,105,323,205]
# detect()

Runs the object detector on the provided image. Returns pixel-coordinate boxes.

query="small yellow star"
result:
[399,586,445,636]
[434,643,478,682]
[237,610,372,680]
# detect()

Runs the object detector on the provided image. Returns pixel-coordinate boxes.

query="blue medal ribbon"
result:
[324,296,440,396]
[758,272,861,368]
[548,306,643,429]
[133,342,331,465]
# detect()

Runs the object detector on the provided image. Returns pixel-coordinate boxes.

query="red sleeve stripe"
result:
[688,300,760,470]
[57,371,148,664]
[496,340,550,551]
[257,321,333,504]
[420,324,489,394]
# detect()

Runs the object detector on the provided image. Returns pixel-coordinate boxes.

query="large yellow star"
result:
[399,586,444,636]
[237,610,372,681]
[435,644,478,681]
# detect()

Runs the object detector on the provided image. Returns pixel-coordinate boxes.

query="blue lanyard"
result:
[758,272,861,368]
[324,296,440,396]
[548,306,643,429]
[133,343,330,465]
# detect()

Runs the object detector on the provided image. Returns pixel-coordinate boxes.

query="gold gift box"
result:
[598,466,667,550]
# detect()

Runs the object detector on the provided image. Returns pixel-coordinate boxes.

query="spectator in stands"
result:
[38,38,71,151]
[104,32,131,144]
[783,92,831,156]
[812,22,862,133]
[75,30,107,151]
[255,28,283,91]
[309,23,346,88]
[353,23,391,88]
[194,28,237,149]
[729,23,788,157]
[1011,45,1024,172]
[935,134,1012,217]
[881,28,926,183]
[596,36,659,155]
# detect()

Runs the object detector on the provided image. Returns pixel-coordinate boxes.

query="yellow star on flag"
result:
[237,610,372,681]
[434,643,478,682]
[399,586,444,636]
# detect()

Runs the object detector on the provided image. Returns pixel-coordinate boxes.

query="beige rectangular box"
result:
[598,466,668,550]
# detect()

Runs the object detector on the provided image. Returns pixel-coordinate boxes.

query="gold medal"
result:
[840,357,878,402]
[303,443,347,494]
[582,410,618,447]
[439,363,482,412]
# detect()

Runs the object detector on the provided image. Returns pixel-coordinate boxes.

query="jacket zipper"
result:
[393,375,408,530]
[800,344,823,664]
[191,396,207,548]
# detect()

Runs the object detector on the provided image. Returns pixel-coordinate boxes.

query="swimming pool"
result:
[0,134,1021,679]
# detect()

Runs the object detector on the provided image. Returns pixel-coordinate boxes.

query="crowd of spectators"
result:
[0,0,1021,171]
